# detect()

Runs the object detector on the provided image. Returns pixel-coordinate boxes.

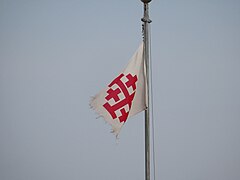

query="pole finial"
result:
[141,0,152,3]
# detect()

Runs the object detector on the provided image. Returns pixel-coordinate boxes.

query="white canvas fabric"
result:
[90,43,146,136]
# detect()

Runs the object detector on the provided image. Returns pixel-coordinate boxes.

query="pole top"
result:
[141,0,152,3]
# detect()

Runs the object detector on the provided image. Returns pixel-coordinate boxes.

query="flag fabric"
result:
[90,43,146,136]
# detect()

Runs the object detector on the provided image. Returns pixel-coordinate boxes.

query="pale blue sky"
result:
[1,0,240,180]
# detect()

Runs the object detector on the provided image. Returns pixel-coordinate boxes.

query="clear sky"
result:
[1,0,240,180]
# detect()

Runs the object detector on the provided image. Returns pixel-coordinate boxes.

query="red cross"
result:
[105,88,121,102]
[103,73,138,123]
[126,74,137,90]
[119,108,129,123]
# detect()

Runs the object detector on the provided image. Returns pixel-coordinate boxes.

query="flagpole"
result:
[141,1,152,180]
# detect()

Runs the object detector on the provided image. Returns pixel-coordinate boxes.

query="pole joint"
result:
[141,3,152,23]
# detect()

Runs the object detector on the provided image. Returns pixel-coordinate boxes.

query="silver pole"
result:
[141,1,152,180]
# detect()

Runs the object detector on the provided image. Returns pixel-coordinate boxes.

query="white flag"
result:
[90,43,146,136]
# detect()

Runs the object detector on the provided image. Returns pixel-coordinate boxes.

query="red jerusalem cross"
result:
[103,73,138,123]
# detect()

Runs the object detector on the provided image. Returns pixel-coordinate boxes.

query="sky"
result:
[0,0,240,180]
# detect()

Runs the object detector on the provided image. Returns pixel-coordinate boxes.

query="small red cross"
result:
[126,74,137,90]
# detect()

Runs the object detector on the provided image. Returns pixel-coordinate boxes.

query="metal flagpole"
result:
[141,1,152,180]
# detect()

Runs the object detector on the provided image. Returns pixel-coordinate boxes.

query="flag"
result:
[90,43,146,136]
